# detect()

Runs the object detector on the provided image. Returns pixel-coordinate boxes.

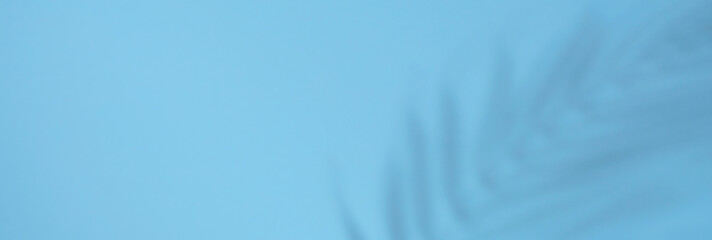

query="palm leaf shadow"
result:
[337,2,712,238]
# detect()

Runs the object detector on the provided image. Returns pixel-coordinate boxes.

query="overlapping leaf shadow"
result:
[338,2,712,239]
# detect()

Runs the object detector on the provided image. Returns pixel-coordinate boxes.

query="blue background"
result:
[3,0,712,239]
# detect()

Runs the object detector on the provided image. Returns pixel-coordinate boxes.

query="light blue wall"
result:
[2,0,711,239]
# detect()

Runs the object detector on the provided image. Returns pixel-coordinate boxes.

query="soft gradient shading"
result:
[1,0,711,239]
[338,0,712,239]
